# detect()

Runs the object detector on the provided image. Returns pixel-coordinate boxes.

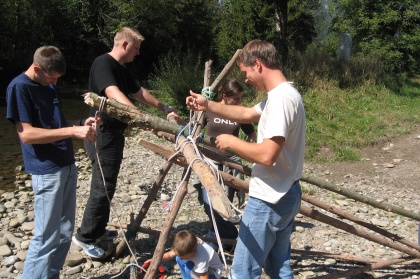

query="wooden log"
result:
[138,139,250,192]
[300,205,420,258]
[209,49,241,93]
[301,174,420,221]
[144,169,190,279]
[302,193,420,252]
[83,92,181,135]
[151,131,253,176]
[312,256,415,279]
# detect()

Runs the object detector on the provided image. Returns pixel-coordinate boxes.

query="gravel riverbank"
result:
[1,128,420,278]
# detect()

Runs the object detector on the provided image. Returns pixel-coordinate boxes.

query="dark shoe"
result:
[96,230,118,242]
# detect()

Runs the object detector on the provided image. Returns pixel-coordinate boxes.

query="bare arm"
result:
[132,87,165,111]
[144,250,176,264]
[17,120,97,145]
[106,85,179,120]
[186,90,260,123]
[104,85,138,109]
[215,135,284,167]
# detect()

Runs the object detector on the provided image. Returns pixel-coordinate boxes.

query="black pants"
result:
[76,128,125,243]
[199,161,239,241]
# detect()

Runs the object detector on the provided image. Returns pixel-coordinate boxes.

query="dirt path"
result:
[311,128,420,191]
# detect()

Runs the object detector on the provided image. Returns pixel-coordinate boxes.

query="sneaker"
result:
[72,236,105,259]
[96,230,118,242]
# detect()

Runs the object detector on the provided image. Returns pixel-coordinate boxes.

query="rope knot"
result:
[201,87,216,100]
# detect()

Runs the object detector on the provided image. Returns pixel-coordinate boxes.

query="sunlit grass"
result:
[303,79,420,162]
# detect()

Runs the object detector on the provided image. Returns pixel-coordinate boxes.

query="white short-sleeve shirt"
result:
[250,82,306,204]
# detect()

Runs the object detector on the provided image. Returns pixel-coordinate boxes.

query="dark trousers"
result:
[200,161,239,241]
[76,128,125,243]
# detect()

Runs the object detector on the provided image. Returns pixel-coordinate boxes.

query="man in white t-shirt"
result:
[186,39,305,279]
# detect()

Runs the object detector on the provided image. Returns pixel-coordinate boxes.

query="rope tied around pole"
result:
[201,86,216,100]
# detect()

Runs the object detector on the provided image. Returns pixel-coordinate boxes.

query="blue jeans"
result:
[231,181,301,279]
[22,164,77,279]
[176,257,218,279]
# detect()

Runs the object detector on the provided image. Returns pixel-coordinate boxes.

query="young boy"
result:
[146,230,223,279]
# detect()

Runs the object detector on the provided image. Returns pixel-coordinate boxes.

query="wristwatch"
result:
[163,104,170,112]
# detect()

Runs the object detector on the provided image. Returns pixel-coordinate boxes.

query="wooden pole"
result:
[145,59,214,279]
[302,193,420,252]
[312,256,416,279]
[301,174,420,221]
[300,205,420,258]
[144,169,191,279]
[138,139,250,192]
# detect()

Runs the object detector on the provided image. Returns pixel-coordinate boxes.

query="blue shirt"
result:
[6,73,75,175]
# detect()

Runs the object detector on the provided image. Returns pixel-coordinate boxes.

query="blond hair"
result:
[114,27,145,46]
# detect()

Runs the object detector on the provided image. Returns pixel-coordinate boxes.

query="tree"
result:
[214,0,319,67]
[330,0,420,74]
[214,0,275,63]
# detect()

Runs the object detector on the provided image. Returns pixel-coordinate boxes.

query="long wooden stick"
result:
[312,256,416,279]
[144,169,191,279]
[302,193,420,252]
[301,174,420,221]
[300,205,420,258]
[145,59,216,279]
[138,139,250,192]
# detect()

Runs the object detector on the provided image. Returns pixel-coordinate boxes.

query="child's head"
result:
[172,230,198,260]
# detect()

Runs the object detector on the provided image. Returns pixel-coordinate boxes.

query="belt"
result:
[100,126,126,135]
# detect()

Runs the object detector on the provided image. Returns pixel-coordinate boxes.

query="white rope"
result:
[92,97,146,277]
[163,108,243,278]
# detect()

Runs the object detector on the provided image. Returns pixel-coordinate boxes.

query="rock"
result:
[16,250,26,261]
[14,261,24,272]
[0,245,12,256]
[20,222,34,232]
[324,258,337,265]
[65,251,85,267]
[8,219,20,228]
[2,255,18,266]
[64,265,83,275]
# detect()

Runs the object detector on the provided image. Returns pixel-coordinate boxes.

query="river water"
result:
[0,97,89,192]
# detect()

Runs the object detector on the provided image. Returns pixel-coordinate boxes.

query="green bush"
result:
[145,49,205,120]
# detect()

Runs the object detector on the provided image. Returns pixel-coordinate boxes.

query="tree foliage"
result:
[0,0,418,97]
[330,0,420,74]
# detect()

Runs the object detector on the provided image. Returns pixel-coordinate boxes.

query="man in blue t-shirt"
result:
[6,46,98,279]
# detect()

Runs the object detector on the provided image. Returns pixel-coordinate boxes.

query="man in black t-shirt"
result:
[73,27,177,259]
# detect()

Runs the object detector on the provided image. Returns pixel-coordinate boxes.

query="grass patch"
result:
[303,78,420,162]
